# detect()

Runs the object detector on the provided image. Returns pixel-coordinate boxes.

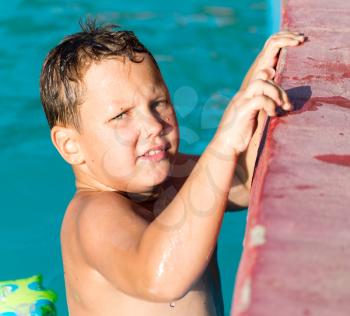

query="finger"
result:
[267,80,292,111]
[272,33,305,42]
[246,95,277,117]
[270,37,303,48]
[264,37,304,55]
[254,68,276,81]
[244,79,282,105]
[272,30,305,38]
[273,30,304,36]
[245,79,292,111]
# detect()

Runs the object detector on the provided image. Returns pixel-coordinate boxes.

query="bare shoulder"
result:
[63,191,150,250]
[60,191,158,298]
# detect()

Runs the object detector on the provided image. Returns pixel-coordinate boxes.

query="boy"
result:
[40,21,304,316]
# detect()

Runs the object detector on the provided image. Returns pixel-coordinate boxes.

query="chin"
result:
[145,161,171,186]
[149,170,170,186]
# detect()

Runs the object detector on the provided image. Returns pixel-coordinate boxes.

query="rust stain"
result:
[291,75,314,81]
[342,71,350,78]
[294,185,316,190]
[291,74,339,81]
[314,154,350,167]
[321,61,350,73]
[266,118,284,143]
[302,96,350,112]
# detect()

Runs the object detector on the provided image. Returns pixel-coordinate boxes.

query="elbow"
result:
[146,284,188,303]
[138,273,189,303]
[227,186,250,210]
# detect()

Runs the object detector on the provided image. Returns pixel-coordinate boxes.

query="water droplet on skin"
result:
[170,301,175,307]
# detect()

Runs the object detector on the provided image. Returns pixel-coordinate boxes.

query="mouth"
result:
[139,143,170,161]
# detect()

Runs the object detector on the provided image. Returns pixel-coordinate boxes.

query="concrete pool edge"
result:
[231,0,350,315]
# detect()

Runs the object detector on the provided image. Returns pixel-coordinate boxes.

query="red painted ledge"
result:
[231,0,350,315]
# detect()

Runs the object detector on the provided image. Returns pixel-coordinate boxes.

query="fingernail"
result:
[282,102,292,111]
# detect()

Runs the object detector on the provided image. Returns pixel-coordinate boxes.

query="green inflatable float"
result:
[0,275,57,316]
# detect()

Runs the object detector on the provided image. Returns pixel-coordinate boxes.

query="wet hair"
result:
[40,19,159,130]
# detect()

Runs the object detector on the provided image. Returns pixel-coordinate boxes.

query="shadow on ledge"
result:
[253,85,312,176]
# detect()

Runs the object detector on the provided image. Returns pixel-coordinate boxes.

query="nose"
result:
[139,109,164,138]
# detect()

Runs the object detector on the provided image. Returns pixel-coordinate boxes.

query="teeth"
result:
[146,149,162,156]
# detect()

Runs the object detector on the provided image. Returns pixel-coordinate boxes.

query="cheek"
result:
[166,125,179,159]
[83,128,139,179]
[110,125,139,149]
[163,108,179,132]
[101,128,139,176]
[168,113,179,140]
[100,147,135,180]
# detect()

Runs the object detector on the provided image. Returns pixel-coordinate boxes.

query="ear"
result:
[51,125,84,165]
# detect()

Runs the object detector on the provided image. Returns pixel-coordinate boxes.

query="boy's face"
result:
[75,55,179,194]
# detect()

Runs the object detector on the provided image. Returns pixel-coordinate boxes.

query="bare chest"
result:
[65,264,218,316]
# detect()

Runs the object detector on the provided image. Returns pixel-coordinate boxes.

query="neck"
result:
[73,165,169,202]
[73,152,180,201]
[122,183,166,202]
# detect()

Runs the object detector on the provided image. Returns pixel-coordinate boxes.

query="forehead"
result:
[82,55,167,104]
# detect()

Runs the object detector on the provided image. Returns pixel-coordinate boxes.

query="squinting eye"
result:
[152,100,167,110]
[112,112,128,120]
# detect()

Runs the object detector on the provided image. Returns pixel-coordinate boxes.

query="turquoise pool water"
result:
[0,1,271,314]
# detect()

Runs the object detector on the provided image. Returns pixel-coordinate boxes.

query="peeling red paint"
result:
[266,194,285,199]
[306,96,350,111]
[292,75,314,81]
[264,117,286,149]
[320,62,350,74]
[291,73,348,81]
[291,96,350,113]
[294,185,316,190]
[314,154,350,167]
[231,0,350,315]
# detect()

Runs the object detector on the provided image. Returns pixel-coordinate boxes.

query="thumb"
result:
[254,68,276,81]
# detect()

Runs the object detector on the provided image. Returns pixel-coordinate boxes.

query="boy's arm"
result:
[226,31,305,210]
[78,77,292,303]
[226,108,267,210]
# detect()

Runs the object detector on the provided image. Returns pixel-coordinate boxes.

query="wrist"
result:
[209,133,241,162]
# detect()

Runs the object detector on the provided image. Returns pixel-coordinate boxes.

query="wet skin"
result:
[59,56,223,315]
